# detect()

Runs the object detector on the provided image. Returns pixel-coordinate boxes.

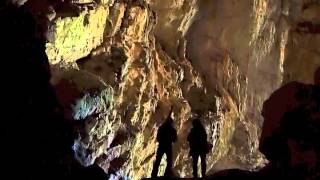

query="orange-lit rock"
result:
[40,0,320,179]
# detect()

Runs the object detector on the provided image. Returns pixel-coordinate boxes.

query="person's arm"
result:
[187,130,192,142]
[204,130,208,142]
[204,129,208,146]
[156,127,161,142]
[172,129,177,142]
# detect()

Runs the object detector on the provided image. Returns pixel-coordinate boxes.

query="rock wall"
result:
[16,0,319,179]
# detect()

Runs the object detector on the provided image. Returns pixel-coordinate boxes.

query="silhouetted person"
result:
[151,111,177,177]
[188,118,208,178]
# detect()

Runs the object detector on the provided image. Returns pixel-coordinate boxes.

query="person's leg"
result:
[192,155,199,178]
[200,153,206,178]
[164,147,173,176]
[151,147,164,177]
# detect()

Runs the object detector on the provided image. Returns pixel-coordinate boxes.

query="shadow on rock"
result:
[1,2,107,179]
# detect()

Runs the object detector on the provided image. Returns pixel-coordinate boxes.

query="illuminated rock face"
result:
[46,5,109,64]
[39,0,320,179]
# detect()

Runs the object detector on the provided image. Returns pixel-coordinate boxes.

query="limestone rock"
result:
[105,3,126,36]
[123,6,149,42]
[40,0,320,179]
[52,67,115,167]
[71,0,94,4]
[150,0,198,58]
[283,2,320,84]
[46,5,109,64]
[10,0,28,6]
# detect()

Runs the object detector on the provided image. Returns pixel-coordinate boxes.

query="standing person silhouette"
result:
[151,108,177,177]
[188,118,208,178]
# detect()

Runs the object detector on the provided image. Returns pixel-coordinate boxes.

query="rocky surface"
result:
[11,0,319,179]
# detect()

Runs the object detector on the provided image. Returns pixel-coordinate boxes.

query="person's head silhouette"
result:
[168,106,174,117]
[167,118,173,125]
[192,118,202,128]
[164,107,174,126]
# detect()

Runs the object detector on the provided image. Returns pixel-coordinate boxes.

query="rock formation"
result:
[7,0,319,179]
